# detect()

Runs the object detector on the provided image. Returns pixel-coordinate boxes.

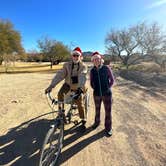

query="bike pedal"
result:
[72,105,77,109]
[50,124,55,128]
[73,120,79,125]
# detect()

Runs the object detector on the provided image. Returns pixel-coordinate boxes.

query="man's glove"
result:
[45,86,53,94]
[73,88,83,100]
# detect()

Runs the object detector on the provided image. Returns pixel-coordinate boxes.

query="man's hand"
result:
[73,88,83,100]
[45,86,53,94]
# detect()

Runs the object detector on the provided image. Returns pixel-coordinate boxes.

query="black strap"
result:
[71,62,80,76]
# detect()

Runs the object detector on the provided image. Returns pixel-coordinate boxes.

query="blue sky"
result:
[0,0,166,54]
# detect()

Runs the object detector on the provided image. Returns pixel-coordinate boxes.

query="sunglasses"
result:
[72,54,79,57]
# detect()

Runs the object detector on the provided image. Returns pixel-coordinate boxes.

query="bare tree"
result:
[105,22,166,70]
[105,30,125,61]
[105,29,139,68]
[139,22,165,55]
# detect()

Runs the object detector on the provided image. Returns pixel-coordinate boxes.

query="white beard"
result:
[73,59,79,63]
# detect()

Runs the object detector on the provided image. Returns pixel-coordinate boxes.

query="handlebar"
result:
[47,92,78,105]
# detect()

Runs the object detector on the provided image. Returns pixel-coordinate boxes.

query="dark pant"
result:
[58,83,86,121]
[93,95,112,131]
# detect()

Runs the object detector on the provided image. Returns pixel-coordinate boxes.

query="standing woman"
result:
[90,52,114,136]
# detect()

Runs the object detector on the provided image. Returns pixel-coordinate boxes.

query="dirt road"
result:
[0,73,166,166]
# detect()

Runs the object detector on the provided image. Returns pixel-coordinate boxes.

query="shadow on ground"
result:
[119,70,166,88]
[116,73,166,101]
[57,128,105,166]
[0,118,51,166]
[0,114,105,166]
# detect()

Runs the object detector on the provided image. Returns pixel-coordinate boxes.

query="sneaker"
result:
[92,123,100,129]
[106,129,113,137]
[80,124,86,132]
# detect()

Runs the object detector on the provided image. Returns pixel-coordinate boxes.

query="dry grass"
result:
[130,62,161,72]
[0,62,63,73]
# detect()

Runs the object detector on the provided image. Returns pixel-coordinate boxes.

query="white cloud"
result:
[147,0,166,9]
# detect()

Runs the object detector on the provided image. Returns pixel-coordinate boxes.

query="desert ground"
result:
[0,68,166,166]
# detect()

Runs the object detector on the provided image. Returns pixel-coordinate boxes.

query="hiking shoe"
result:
[105,129,113,137]
[92,123,100,129]
[81,120,86,125]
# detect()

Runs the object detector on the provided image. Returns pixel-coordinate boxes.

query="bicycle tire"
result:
[39,120,64,166]
[84,93,89,117]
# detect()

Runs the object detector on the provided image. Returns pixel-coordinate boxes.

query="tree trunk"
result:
[50,61,53,69]
[123,57,128,68]
[0,60,2,65]
[126,64,129,69]
[0,55,3,65]
[161,61,166,72]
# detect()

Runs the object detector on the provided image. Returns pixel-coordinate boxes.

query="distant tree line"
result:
[0,19,166,71]
[0,19,70,69]
[0,19,24,66]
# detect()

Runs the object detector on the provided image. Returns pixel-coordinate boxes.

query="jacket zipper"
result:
[97,69,102,96]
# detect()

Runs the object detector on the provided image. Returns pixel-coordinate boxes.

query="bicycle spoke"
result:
[39,124,64,166]
[42,148,57,166]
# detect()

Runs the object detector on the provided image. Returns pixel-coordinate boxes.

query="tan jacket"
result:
[50,61,87,90]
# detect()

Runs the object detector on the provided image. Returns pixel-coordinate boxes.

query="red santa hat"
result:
[71,47,82,56]
[91,51,104,63]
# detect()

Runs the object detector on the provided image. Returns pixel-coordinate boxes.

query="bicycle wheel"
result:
[84,93,89,117]
[39,120,64,166]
